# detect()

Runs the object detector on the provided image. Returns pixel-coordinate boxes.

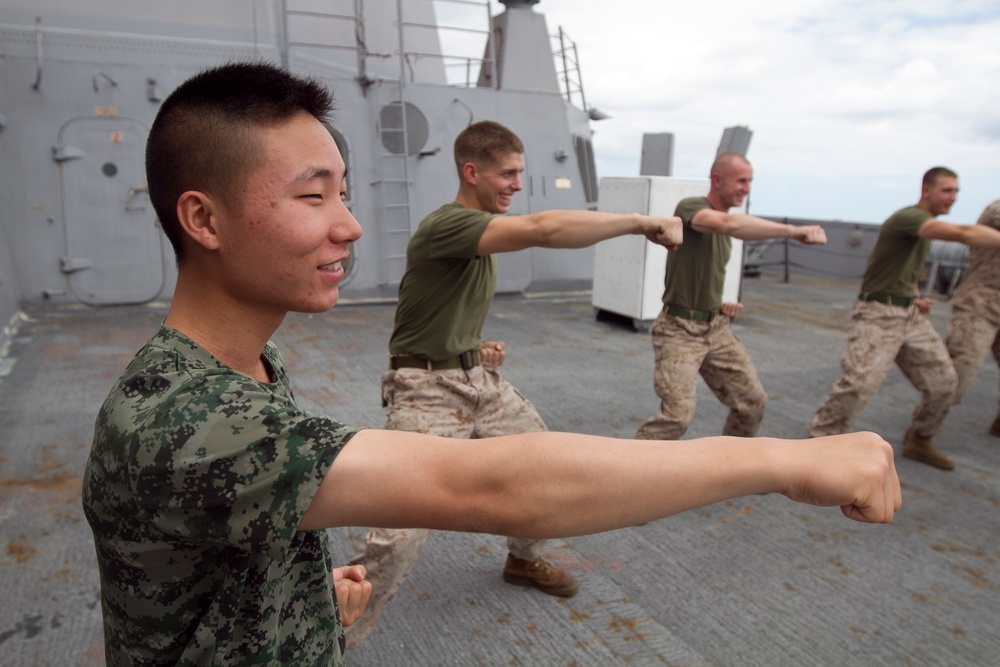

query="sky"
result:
[449,0,1000,224]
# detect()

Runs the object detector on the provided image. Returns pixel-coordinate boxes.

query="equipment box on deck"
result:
[592,176,744,331]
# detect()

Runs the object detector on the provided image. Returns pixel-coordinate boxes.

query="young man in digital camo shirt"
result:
[83,62,901,666]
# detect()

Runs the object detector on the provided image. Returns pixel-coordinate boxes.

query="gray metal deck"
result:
[1,269,998,666]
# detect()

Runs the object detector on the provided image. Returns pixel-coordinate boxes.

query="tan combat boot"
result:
[502,555,579,597]
[989,414,1000,438]
[902,428,954,470]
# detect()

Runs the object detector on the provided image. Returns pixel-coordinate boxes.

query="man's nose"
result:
[333,205,363,243]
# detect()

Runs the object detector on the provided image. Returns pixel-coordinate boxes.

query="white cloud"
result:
[528,0,1000,222]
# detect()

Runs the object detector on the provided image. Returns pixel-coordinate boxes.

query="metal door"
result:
[56,116,166,305]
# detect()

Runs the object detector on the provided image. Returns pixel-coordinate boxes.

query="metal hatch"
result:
[55,116,167,305]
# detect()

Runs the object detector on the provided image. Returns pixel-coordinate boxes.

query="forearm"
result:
[724,214,798,241]
[527,210,649,248]
[961,224,1000,249]
[480,432,782,536]
[496,431,897,532]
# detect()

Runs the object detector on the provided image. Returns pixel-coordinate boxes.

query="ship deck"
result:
[1,269,998,666]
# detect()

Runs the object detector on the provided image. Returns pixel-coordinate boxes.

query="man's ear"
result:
[176,191,222,251]
[461,161,479,186]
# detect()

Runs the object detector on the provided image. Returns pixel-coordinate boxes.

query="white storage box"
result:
[592,176,745,330]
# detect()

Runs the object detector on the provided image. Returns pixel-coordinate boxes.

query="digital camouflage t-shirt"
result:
[83,327,359,666]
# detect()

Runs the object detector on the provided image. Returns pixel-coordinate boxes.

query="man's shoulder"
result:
[674,196,712,224]
[419,202,491,227]
[97,328,241,422]
[883,205,932,234]
[124,327,218,379]
[886,204,931,223]
[409,202,493,258]
[676,196,711,211]
[977,199,1000,229]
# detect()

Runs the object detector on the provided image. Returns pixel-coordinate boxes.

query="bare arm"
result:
[300,430,900,535]
[918,219,1000,249]
[476,210,682,255]
[691,209,827,244]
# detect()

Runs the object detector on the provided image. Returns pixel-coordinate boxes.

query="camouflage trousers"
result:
[635,310,767,440]
[345,364,547,647]
[808,300,957,438]
[945,283,1000,410]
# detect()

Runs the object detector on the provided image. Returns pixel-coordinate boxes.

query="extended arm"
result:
[476,210,683,255]
[301,430,900,535]
[691,209,827,244]
[918,219,1000,249]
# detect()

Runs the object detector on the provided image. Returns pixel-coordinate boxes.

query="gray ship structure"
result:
[1,2,995,666]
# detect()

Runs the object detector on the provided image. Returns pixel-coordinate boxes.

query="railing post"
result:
[784,236,790,283]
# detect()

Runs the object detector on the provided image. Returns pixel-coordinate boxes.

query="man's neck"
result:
[454,185,498,213]
[164,275,282,382]
[706,192,727,212]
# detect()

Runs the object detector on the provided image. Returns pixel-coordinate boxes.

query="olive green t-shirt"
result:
[661,196,732,311]
[389,202,496,360]
[860,205,933,297]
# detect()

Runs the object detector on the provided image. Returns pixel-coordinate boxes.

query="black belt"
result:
[666,305,718,322]
[390,349,481,371]
[859,292,916,307]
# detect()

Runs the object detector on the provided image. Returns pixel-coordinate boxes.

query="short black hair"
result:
[145,61,334,262]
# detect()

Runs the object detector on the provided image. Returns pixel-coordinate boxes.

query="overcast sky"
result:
[497,0,1000,224]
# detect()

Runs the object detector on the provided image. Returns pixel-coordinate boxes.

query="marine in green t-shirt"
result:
[810,166,1000,471]
[346,120,684,647]
[636,152,828,442]
[945,198,1000,434]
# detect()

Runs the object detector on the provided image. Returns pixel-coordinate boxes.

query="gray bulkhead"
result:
[0,0,599,334]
